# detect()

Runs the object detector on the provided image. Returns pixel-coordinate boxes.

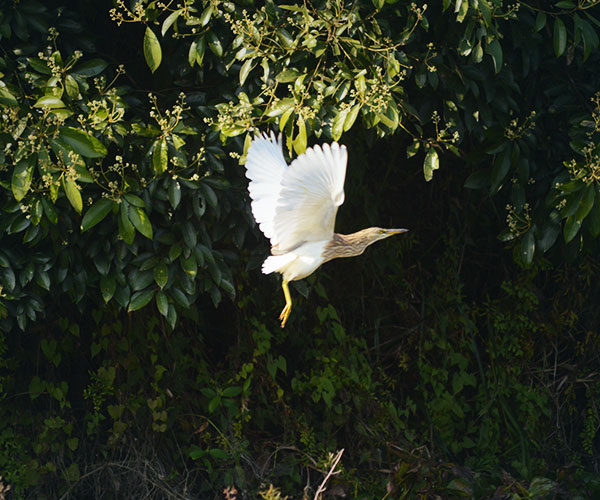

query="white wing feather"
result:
[273,142,347,252]
[245,132,287,241]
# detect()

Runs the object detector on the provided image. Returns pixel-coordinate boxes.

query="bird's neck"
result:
[322,231,371,263]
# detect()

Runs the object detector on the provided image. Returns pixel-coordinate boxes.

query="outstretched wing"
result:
[245,132,287,241]
[273,142,347,252]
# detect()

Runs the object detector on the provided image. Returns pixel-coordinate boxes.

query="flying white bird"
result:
[245,132,407,327]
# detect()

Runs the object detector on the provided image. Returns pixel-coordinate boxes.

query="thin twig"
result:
[313,449,344,500]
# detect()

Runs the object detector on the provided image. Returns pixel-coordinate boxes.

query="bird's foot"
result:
[279,303,292,328]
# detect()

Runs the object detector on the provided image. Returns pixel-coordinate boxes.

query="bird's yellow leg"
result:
[279,280,292,328]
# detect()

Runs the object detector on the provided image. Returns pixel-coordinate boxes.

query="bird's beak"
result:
[384,228,408,235]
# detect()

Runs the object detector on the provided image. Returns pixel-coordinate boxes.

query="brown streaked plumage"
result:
[322,228,404,263]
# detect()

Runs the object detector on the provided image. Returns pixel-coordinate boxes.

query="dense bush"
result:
[1,0,600,498]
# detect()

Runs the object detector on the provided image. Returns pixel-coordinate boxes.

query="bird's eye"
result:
[378,229,385,234]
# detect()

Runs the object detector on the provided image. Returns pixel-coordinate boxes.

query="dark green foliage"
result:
[1,0,600,498]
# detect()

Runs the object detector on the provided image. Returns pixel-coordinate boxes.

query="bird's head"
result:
[349,227,408,253]
[366,227,408,243]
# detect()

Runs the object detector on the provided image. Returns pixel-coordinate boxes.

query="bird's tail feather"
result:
[262,254,296,275]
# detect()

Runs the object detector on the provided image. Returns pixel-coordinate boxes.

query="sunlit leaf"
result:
[293,118,307,155]
[331,108,348,141]
[152,138,168,174]
[81,198,114,232]
[34,95,65,108]
[161,8,182,36]
[59,127,107,158]
[144,27,162,73]
[0,86,18,107]
[128,205,153,240]
[423,147,439,182]
[12,157,35,202]
[239,58,255,86]
[62,176,82,214]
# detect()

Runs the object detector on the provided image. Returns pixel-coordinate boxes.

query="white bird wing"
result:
[245,132,287,241]
[273,142,347,252]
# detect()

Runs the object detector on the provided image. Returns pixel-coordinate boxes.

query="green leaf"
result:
[62,177,82,214]
[119,201,135,244]
[564,215,581,243]
[521,230,535,266]
[575,184,595,222]
[128,205,153,239]
[275,69,301,83]
[170,287,190,308]
[42,197,58,224]
[472,42,483,63]
[344,103,361,132]
[156,291,169,316]
[293,118,307,155]
[169,244,182,261]
[455,0,468,22]
[72,58,108,77]
[144,27,162,73]
[181,220,197,248]
[190,36,206,66]
[490,147,511,193]
[589,190,600,237]
[100,275,116,303]
[331,109,348,141]
[464,169,490,190]
[578,17,599,61]
[123,193,145,207]
[166,303,177,329]
[161,8,182,36]
[207,31,223,57]
[12,157,35,202]
[479,0,492,26]
[59,127,107,158]
[423,147,439,182]
[538,223,560,253]
[154,263,168,288]
[168,179,181,209]
[528,478,556,498]
[535,11,547,32]
[485,39,503,74]
[199,4,214,26]
[407,140,420,158]
[81,198,114,232]
[128,289,154,312]
[0,86,18,107]
[279,108,294,132]
[33,95,65,109]
[64,74,79,99]
[561,188,584,218]
[180,254,197,277]
[152,138,168,174]
[554,18,567,57]
[239,58,255,86]
[130,269,153,291]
